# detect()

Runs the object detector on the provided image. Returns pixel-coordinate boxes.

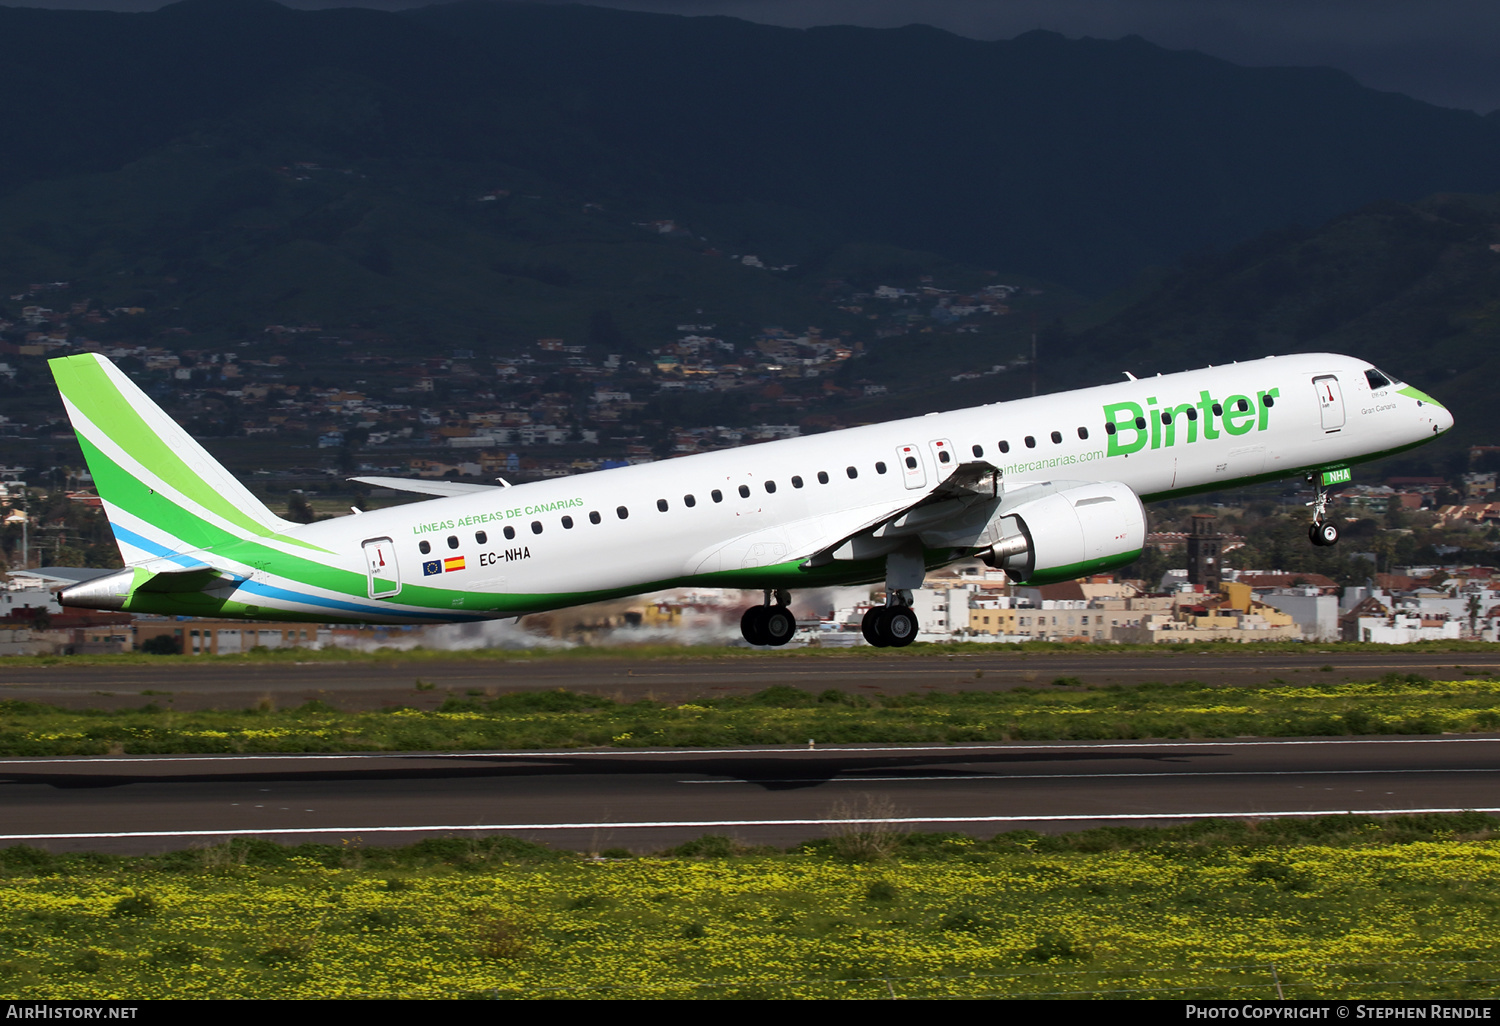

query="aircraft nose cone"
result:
[1434,404,1454,435]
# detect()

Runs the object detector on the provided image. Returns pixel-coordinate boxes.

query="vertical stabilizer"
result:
[50,354,288,564]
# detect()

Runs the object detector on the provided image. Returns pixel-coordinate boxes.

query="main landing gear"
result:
[861,595,918,648]
[861,543,925,648]
[740,589,796,647]
[1307,473,1340,547]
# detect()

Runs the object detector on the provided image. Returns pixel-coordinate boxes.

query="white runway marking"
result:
[5,807,1500,842]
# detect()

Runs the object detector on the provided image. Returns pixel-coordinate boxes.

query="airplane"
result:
[49,351,1451,647]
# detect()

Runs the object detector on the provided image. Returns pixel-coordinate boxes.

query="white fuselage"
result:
[267,352,1447,621]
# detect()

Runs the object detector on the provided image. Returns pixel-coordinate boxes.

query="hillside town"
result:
[0,273,1037,483]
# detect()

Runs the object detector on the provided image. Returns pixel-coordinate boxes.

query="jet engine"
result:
[976,480,1146,585]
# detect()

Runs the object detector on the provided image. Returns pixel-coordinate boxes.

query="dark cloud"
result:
[15,0,1500,112]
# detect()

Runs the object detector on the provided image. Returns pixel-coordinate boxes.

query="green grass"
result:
[4,673,1500,756]
[2,814,1498,999]
[8,637,1500,669]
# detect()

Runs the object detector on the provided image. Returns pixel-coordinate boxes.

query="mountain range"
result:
[0,0,1497,462]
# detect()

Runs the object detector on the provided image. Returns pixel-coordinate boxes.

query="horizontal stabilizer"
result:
[132,566,229,594]
[59,559,243,611]
[349,476,505,497]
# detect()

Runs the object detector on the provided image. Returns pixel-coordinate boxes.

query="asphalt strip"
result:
[1,735,1497,766]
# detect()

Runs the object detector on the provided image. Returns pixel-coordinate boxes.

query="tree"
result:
[140,635,181,655]
[286,491,316,524]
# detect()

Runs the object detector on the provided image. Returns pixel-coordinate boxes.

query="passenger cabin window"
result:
[765,480,777,493]
[846,466,858,479]
[684,494,696,507]
[657,499,669,512]
[876,461,888,473]
[711,489,723,503]
[1077,427,1089,439]
[817,471,830,484]
[1050,431,1062,444]
[998,440,1010,453]
[1186,408,1197,421]
[904,456,918,469]
[972,444,984,457]
[561,516,573,529]
[475,531,487,544]
[616,506,629,519]
[938,451,951,463]
[1161,411,1171,424]
[791,476,804,489]
[447,535,458,549]
[419,540,431,554]
[531,521,543,534]
[1135,416,1147,429]
[738,484,750,498]
[1024,436,1036,449]
[504,526,516,540]
[1212,403,1223,417]
[1105,423,1115,435]
[1235,399,1249,412]
[1262,394,1275,407]
[589,511,601,524]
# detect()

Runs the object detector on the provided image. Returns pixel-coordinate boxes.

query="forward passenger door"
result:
[1314,375,1345,432]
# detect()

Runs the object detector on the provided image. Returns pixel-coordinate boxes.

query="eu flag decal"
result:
[422,560,442,576]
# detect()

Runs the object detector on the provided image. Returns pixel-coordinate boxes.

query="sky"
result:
[15,0,1500,114]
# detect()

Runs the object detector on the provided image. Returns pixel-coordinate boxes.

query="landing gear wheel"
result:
[860,606,917,647]
[884,607,918,647]
[1316,521,1340,547]
[1308,523,1325,547]
[740,606,769,646]
[761,605,796,647]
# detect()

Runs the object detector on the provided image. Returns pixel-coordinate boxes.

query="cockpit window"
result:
[1365,368,1394,390]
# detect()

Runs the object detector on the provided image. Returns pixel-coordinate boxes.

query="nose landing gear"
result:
[1307,472,1340,547]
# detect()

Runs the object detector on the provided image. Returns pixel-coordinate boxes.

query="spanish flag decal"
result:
[443,556,466,572]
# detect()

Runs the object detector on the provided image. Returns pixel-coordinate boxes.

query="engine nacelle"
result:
[977,480,1146,585]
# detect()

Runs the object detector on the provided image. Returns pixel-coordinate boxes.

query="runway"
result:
[1,647,1496,711]
[3,735,1497,854]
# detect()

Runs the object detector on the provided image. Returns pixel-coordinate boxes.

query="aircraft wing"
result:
[348,476,506,497]
[25,567,120,585]
[803,460,1002,565]
[686,461,1003,575]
